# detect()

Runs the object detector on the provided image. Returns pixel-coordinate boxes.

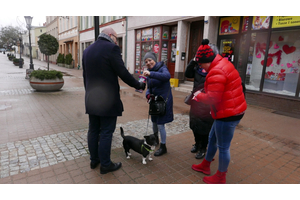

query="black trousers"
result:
[190,117,213,151]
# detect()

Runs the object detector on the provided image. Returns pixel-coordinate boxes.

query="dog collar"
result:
[141,144,154,153]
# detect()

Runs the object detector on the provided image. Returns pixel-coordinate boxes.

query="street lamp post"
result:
[24,16,34,70]
[19,37,23,68]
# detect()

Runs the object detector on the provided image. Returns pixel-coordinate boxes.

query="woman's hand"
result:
[142,70,151,77]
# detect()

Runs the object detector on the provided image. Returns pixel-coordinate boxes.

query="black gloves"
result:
[139,82,146,90]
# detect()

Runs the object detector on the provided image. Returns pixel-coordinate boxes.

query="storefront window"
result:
[252,16,271,30]
[242,17,249,32]
[171,27,177,40]
[262,29,300,96]
[219,17,240,35]
[142,28,153,41]
[153,41,160,62]
[245,32,268,91]
[161,41,168,62]
[154,26,160,40]
[220,39,235,63]
[135,43,141,67]
[136,30,141,42]
[162,26,169,40]
[237,34,247,76]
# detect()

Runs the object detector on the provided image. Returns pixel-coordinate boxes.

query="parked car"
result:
[0,48,6,52]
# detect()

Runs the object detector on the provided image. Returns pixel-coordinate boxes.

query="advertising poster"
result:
[252,16,270,30]
[272,16,300,28]
[242,16,249,32]
[142,28,153,41]
[219,17,240,35]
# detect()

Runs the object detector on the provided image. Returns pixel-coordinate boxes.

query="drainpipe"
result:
[124,16,128,69]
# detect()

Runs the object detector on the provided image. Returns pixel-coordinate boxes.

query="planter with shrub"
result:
[56,53,65,67]
[64,53,73,68]
[29,69,64,91]
[13,58,24,66]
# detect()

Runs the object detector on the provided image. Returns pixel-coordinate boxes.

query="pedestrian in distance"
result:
[142,52,174,156]
[191,39,247,184]
[184,51,215,159]
[82,27,146,174]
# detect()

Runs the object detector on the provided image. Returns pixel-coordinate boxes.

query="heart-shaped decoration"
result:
[261,41,273,50]
[281,69,286,73]
[281,64,284,67]
[283,45,296,54]
[267,71,273,76]
[274,43,279,49]
[261,57,273,67]
[279,36,284,41]
[287,63,293,68]
[256,53,261,58]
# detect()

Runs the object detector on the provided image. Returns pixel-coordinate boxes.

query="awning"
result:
[64,40,73,43]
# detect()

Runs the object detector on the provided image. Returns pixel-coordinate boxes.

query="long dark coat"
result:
[185,59,213,135]
[145,61,174,125]
[82,37,141,117]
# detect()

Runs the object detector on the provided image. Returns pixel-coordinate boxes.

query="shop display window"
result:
[136,30,141,42]
[154,26,160,40]
[242,17,249,32]
[252,16,270,30]
[262,30,300,96]
[135,43,140,67]
[142,28,153,41]
[245,32,268,91]
[161,41,168,62]
[171,27,177,40]
[220,39,236,63]
[162,26,169,40]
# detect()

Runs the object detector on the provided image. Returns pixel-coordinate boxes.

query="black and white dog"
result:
[120,127,158,164]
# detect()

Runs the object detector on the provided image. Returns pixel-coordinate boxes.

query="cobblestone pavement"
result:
[0,114,189,178]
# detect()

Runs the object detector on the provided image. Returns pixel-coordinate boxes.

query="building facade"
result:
[78,16,125,68]
[34,26,46,61]
[126,16,300,115]
[58,16,79,68]
[45,16,59,64]
[23,26,45,59]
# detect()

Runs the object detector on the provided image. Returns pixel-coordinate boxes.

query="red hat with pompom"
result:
[196,39,216,64]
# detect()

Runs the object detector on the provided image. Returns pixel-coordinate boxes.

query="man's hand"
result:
[139,82,146,90]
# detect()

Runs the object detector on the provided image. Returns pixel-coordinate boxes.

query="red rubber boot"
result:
[203,170,227,184]
[191,158,212,175]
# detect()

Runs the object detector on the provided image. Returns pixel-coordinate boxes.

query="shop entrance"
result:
[167,41,176,78]
[187,20,204,81]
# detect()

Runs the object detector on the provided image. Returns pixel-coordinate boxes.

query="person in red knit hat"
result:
[191,39,247,184]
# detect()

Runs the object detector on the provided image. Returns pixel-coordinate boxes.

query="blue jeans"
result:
[152,122,166,144]
[87,115,117,167]
[205,119,240,172]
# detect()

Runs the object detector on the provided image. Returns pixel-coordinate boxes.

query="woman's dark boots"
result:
[154,143,167,156]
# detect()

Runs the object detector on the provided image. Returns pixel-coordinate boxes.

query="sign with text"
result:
[272,16,300,28]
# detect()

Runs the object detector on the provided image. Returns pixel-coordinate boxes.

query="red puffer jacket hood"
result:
[195,54,247,119]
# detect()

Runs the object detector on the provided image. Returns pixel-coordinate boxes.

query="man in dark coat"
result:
[82,27,145,174]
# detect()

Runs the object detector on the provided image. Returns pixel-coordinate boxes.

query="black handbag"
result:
[149,95,166,116]
[148,75,170,116]
[184,92,193,105]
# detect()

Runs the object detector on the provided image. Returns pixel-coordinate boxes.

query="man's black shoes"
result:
[90,161,100,169]
[100,162,122,174]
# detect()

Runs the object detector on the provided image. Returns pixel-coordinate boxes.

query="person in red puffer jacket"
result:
[191,39,247,184]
